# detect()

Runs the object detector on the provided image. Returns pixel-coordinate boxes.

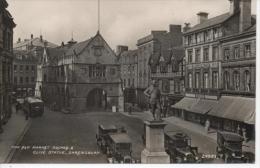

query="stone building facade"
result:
[0,0,16,133]
[13,50,38,97]
[38,32,123,113]
[13,35,57,97]
[117,47,138,105]
[173,0,256,139]
[136,25,183,108]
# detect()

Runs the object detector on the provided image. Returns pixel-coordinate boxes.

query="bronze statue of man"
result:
[144,80,162,120]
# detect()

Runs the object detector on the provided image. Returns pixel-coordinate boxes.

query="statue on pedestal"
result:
[144,80,162,121]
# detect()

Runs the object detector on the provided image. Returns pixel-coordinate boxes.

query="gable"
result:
[73,33,118,65]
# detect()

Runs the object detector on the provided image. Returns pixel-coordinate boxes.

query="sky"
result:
[7,0,257,50]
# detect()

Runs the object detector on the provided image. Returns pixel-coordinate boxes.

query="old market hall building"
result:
[36,32,123,113]
[172,0,256,139]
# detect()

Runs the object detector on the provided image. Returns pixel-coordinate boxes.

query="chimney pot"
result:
[183,23,191,32]
[31,34,33,39]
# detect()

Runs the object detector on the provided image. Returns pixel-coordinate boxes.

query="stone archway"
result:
[86,88,107,111]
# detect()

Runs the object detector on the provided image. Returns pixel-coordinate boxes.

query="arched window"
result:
[244,71,251,92]
[233,71,240,91]
[188,73,192,88]
[223,71,230,90]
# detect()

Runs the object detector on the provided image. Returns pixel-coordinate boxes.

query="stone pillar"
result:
[141,120,170,163]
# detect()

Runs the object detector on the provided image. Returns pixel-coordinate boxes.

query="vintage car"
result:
[164,131,202,163]
[106,132,133,163]
[96,124,126,153]
[23,97,44,117]
[216,131,250,163]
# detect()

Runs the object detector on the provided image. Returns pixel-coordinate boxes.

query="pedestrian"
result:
[242,127,248,142]
[25,109,29,120]
[16,102,19,113]
[143,80,161,120]
[205,119,210,134]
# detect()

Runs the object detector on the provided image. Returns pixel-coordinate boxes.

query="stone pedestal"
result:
[141,120,170,163]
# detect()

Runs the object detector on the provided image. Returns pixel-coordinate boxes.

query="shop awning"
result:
[171,97,218,114]
[208,96,255,124]
[191,99,218,114]
[171,97,199,111]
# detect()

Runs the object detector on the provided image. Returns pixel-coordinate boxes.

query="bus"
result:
[23,97,44,117]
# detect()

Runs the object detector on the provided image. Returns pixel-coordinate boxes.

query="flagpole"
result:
[98,0,100,33]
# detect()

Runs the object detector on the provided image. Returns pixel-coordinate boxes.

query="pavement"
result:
[119,110,255,154]
[0,105,31,163]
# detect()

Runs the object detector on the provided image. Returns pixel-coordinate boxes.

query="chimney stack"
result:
[197,12,209,24]
[229,0,240,15]
[239,0,252,32]
[116,45,128,55]
[183,23,191,32]
[31,34,33,39]
[17,38,21,43]
[169,24,182,34]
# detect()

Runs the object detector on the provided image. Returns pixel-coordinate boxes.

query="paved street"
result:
[8,107,224,163]
[10,108,144,163]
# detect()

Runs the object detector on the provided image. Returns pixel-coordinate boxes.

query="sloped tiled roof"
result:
[14,37,58,49]
[45,47,69,65]
[65,38,92,56]
[185,13,231,34]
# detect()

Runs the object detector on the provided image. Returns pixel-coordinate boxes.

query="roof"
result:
[185,13,231,34]
[165,131,190,140]
[14,37,58,49]
[109,133,131,143]
[218,131,244,142]
[208,96,255,124]
[99,124,117,130]
[65,38,92,56]
[45,47,68,65]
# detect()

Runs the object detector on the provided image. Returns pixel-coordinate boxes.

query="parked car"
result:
[96,124,126,153]
[216,131,250,163]
[106,132,133,163]
[23,97,44,117]
[165,131,202,163]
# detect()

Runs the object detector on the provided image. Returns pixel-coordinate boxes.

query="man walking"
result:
[144,80,161,120]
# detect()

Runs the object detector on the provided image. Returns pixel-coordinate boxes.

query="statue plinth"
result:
[141,120,170,163]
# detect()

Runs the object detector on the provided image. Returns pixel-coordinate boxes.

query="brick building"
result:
[38,32,123,113]
[0,0,16,133]
[173,0,256,139]
[136,25,183,108]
